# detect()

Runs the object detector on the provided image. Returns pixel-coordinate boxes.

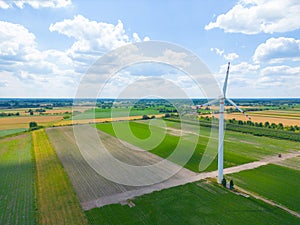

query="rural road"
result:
[82,150,300,215]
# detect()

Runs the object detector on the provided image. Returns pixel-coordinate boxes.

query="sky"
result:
[0,0,299,98]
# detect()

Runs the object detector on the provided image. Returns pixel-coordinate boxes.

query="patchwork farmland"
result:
[0,104,299,224]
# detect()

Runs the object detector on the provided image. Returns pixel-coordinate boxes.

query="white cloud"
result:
[210,47,224,56]
[0,20,77,88]
[205,0,300,34]
[0,20,36,57]
[210,48,239,61]
[215,61,300,97]
[0,1,9,9]
[261,65,300,76]
[253,37,300,63]
[0,16,151,97]
[224,53,239,61]
[0,0,72,9]
[49,15,150,67]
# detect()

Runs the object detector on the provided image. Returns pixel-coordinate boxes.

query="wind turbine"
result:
[196,62,250,183]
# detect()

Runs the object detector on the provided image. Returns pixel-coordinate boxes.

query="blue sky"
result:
[0,0,299,98]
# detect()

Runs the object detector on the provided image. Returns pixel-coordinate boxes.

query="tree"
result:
[229,180,234,190]
[221,178,227,188]
[29,121,38,128]
[142,115,150,120]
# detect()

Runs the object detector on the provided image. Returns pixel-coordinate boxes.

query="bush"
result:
[142,115,150,120]
[29,122,38,128]
[229,180,234,190]
[221,178,227,188]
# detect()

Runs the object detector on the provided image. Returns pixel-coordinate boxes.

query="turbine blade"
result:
[227,98,251,120]
[195,98,219,108]
[223,62,230,97]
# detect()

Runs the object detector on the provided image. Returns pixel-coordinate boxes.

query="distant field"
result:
[0,115,63,130]
[0,134,35,225]
[32,129,87,225]
[54,114,164,126]
[220,109,300,126]
[72,107,161,120]
[0,128,27,138]
[228,164,300,213]
[86,181,300,225]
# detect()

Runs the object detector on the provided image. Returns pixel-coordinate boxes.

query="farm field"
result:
[32,129,88,225]
[0,134,35,225]
[54,114,164,126]
[228,164,300,213]
[46,126,196,209]
[0,128,27,138]
[0,115,63,130]
[96,120,300,172]
[72,107,162,120]
[219,109,300,126]
[86,181,300,225]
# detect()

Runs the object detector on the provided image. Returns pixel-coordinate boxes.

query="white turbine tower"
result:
[196,62,250,183]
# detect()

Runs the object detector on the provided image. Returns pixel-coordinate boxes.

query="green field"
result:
[228,164,300,213]
[0,134,35,225]
[73,107,160,120]
[86,181,300,225]
[95,120,300,172]
[0,128,27,138]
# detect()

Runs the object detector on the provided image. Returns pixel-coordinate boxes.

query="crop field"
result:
[54,114,164,126]
[221,109,300,126]
[0,134,35,225]
[86,181,300,225]
[96,120,300,172]
[228,164,300,213]
[0,115,63,130]
[46,126,196,209]
[0,128,27,138]
[32,129,88,225]
[72,107,161,120]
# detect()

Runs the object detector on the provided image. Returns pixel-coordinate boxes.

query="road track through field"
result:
[234,185,300,219]
[83,147,300,212]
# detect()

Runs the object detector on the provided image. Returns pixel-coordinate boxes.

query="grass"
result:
[0,134,35,225]
[32,129,88,225]
[96,119,300,172]
[95,121,256,172]
[0,128,27,138]
[86,181,300,225]
[228,164,300,213]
